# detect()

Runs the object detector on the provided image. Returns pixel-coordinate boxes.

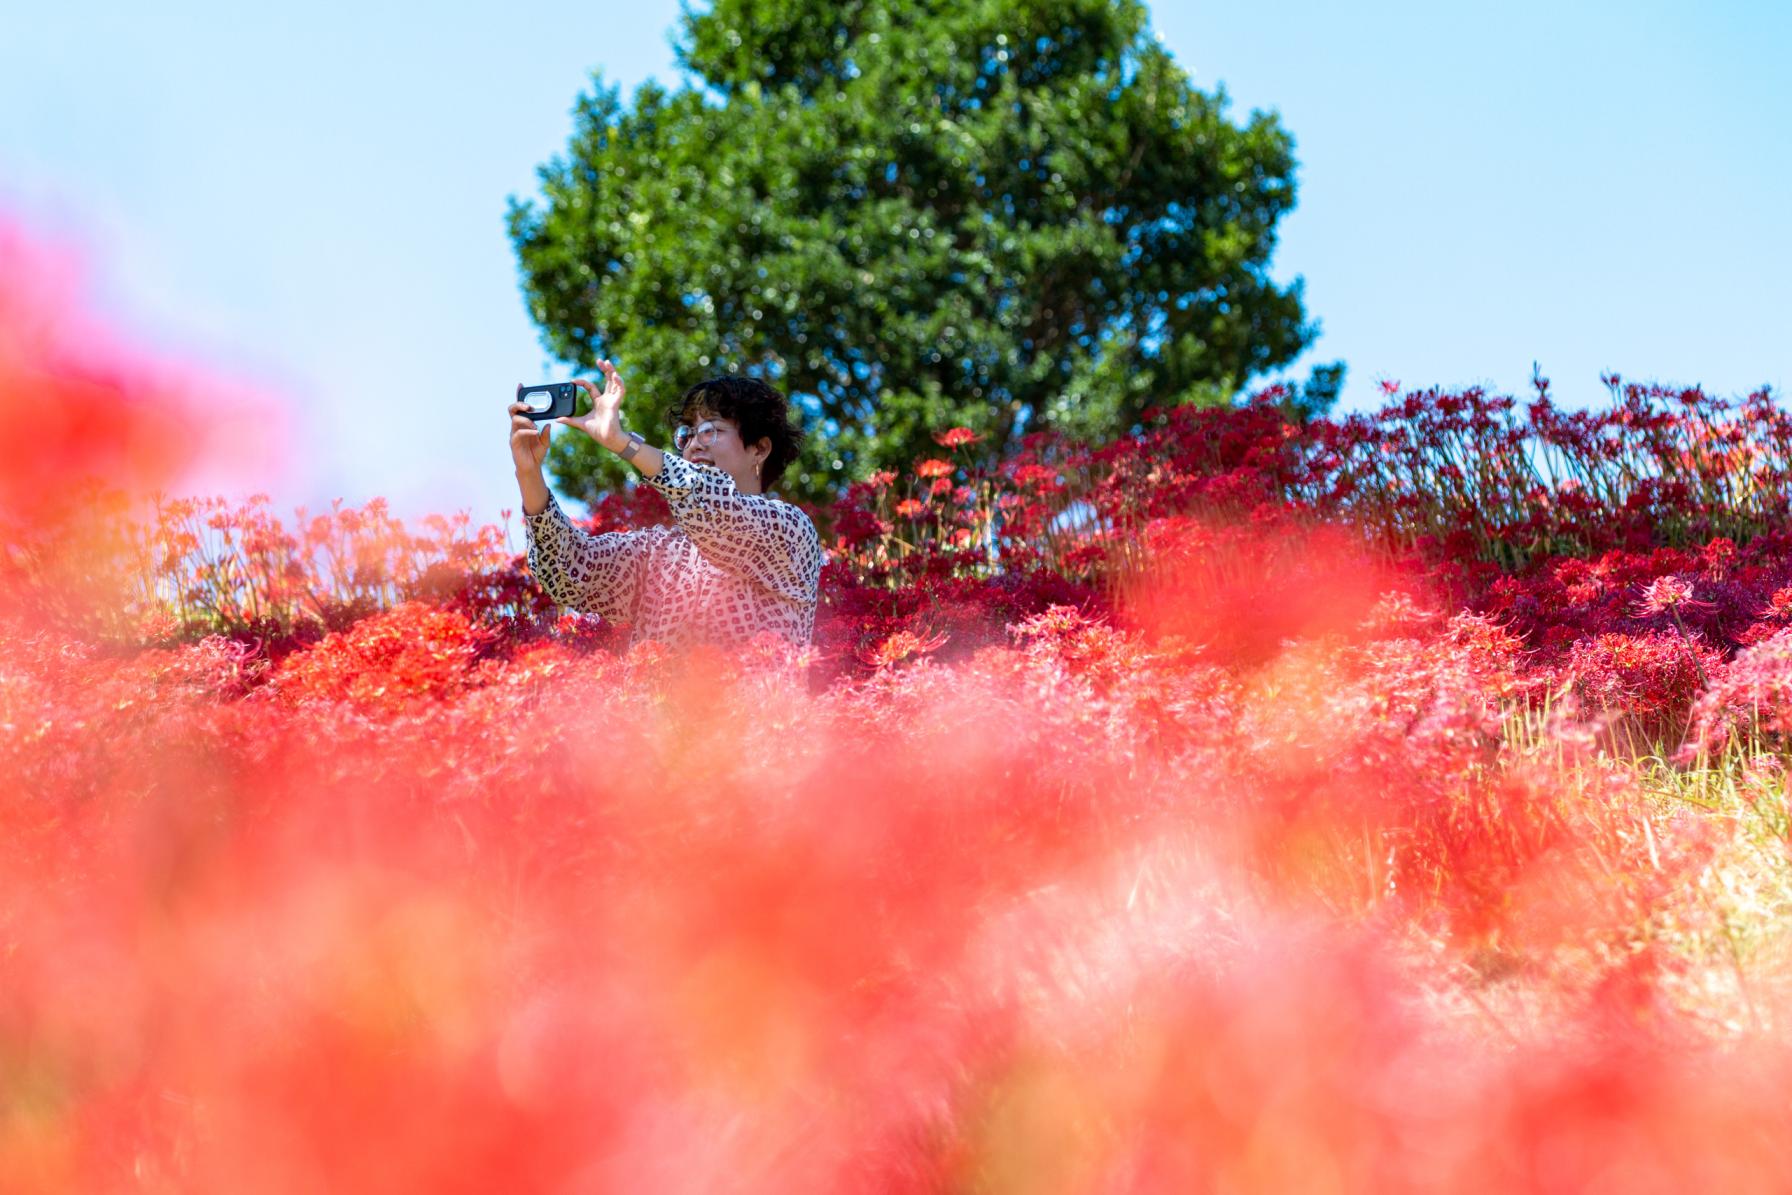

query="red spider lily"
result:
[0,548,1767,1191]
[1560,630,1722,737]
[264,600,500,709]
[933,427,981,448]
[894,498,926,518]
[1684,625,1792,759]
[1633,575,1716,619]
[0,216,287,529]
[1010,464,1061,489]
[1113,515,1411,669]
[855,626,950,669]
[915,458,955,479]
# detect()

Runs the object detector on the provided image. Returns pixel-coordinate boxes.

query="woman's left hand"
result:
[557,360,628,452]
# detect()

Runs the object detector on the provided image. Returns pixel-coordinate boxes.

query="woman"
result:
[508,361,822,651]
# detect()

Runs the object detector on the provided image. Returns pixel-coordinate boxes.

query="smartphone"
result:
[516,382,580,421]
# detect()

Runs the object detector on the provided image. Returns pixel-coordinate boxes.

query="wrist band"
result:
[619,431,646,462]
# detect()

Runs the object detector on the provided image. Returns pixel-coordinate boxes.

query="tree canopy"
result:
[506,0,1334,506]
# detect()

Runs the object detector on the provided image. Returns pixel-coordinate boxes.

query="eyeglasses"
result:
[675,420,732,454]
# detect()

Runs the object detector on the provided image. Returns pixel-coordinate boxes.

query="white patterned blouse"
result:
[522,453,822,650]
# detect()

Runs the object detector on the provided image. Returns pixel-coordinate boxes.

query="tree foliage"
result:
[506,0,1331,506]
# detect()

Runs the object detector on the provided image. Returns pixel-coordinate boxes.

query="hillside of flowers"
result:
[6,220,1792,1192]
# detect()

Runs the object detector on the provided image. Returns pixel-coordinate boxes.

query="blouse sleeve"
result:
[643,455,822,604]
[521,492,649,624]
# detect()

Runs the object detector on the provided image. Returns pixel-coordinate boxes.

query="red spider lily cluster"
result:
[818,373,1792,750]
[10,214,1792,1190]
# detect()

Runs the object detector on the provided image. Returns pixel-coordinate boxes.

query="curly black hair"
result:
[665,375,805,491]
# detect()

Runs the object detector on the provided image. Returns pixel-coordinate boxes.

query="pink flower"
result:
[1634,575,1713,618]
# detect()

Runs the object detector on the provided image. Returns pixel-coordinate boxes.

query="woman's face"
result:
[678,410,771,490]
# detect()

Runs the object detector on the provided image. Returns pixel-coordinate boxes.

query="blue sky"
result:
[3,0,1787,530]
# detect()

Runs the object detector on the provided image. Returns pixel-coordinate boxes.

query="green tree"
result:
[506,0,1331,506]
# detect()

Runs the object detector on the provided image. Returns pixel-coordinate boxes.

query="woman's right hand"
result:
[509,384,551,472]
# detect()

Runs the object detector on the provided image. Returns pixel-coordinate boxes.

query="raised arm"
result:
[511,384,650,623]
[521,492,648,624]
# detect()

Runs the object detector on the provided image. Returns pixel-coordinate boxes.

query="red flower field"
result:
[6,220,1792,1192]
